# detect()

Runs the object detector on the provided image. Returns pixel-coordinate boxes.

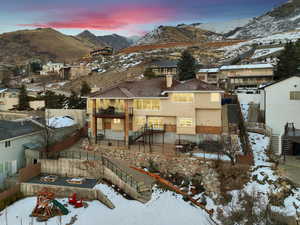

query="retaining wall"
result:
[20,183,115,209]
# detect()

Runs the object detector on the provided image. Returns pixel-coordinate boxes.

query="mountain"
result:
[136,25,224,45]
[191,18,252,34]
[77,31,132,50]
[228,0,300,39]
[0,28,92,64]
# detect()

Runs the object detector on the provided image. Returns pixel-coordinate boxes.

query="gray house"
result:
[0,120,43,187]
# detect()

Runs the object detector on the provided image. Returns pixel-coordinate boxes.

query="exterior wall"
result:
[29,100,45,110]
[150,67,177,76]
[220,68,273,78]
[265,77,300,135]
[0,93,19,111]
[46,109,86,128]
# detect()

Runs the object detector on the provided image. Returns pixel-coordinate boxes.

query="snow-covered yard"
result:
[0,184,214,225]
[47,116,76,128]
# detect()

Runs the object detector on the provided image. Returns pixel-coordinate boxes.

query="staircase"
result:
[130,124,165,145]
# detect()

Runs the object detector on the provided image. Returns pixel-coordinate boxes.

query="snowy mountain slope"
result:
[194,18,252,34]
[228,0,300,39]
[136,25,223,45]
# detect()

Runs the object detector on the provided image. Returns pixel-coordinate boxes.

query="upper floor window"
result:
[178,118,193,128]
[210,93,220,102]
[134,99,160,111]
[290,91,300,100]
[5,141,11,148]
[172,93,194,103]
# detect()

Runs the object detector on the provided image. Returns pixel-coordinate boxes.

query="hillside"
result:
[0,28,92,64]
[136,25,223,45]
[228,0,300,39]
[77,31,132,51]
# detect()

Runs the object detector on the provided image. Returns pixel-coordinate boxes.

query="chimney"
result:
[166,74,173,88]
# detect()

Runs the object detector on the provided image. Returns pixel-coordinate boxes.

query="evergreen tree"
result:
[177,50,197,81]
[80,81,91,96]
[17,85,30,110]
[274,41,300,80]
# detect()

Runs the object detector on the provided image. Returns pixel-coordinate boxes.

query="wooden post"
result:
[92,99,97,141]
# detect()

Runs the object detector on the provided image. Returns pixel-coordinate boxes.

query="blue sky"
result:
[0,0,286,36]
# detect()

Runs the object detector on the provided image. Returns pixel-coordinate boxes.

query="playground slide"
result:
[52,200,69,215]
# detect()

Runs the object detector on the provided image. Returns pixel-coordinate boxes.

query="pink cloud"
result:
[18,5,176,31]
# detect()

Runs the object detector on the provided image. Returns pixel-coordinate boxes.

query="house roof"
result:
[220,64,273,70]
[199,68,220,73]
[150,60,178,68]
[0,120,43,141]
[259,76,300,89]
[89,77,223,99]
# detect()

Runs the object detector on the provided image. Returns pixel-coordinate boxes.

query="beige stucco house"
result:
[86,75,224,146]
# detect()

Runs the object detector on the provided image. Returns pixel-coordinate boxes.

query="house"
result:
[40,62,64,76]
[259,76,300,155]
[0,120,43,187]
[196,68,220,84]
[86,75,224,146]
[220,64,274,89]
[59,64,92,80]
[0,88,45,111]
[148,60,178,76]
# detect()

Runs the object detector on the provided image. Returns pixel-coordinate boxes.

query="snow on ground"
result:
[0,185,214,225]
[251,47,284,59]
[192,152,230,161]
[47,116,76,128]
[240,104,249,121]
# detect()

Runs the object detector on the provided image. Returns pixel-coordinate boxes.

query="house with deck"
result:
[148,60,178,76]
[86,75,224,146]
[196,68,220,85]
[259,76,300,155]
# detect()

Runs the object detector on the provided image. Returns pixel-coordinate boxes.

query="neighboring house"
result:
[86,75,224,146]
[0,88,45,111]
[220,64,274,89]
[40,62,64,76]
[0,120,43,187]
[197,68,220,85]
[148,60,178,76]
[0,88,19,111]
[259,76,300,155]
[198,64,274,90]
[59,64,92,80]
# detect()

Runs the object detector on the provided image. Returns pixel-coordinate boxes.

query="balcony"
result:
[93,106,133,119]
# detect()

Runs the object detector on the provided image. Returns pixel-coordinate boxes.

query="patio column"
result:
[124,99,130,146]
[92,99,97,138]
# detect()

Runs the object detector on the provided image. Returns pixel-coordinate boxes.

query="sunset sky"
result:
[0,0,286,37]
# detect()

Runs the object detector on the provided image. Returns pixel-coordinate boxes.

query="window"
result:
[172,93,194,103]
[210,93,220,102]
[135,117,146,127]
[113,119,121,124]
[148,117,164,129]
[134,99,160,110]
[290,91,300,100]
[178,118,193,128]
[5,141,11,148]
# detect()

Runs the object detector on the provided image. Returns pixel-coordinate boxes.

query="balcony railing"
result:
[93,107,133,118]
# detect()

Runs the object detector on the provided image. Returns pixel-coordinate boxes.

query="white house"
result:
[260,76,300,155]
[40,62,64,75]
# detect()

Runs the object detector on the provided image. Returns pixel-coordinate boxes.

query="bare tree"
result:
[221,135,240,166]
[39,111,56,158]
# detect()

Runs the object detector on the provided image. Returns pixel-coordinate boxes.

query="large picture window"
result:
[148,117,164,129]
[172,93,194,103]
[290,91,300,100]
[178,118,193,128]
[134,99,160,110]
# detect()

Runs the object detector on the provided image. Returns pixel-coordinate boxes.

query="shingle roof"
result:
[89,77,223,99]
[0,120,43,141]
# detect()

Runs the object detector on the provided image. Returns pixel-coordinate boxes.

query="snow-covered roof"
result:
[198,68,220,73]
[47,116,76,128]
[220,64,273,70]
